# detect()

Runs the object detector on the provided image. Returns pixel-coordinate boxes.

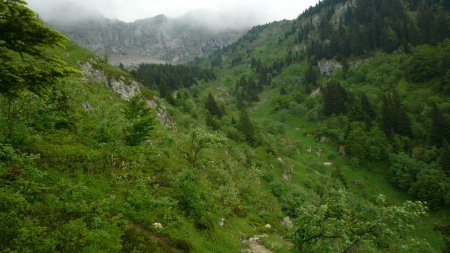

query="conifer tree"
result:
[360,93,376,120]
[304,63,319,85]
[429,103,449,147]
[381,93,395,137]
[205,112,220,130]
[236,92,245,109]
[323,80,347,116]
[439,141,450,175]
[123,96,155,146]
[238,109,256,145]
[0,0,76,98]
[396,109,412,137]
[381,91,411,137]
[205,93,222,118]
[417,1,436,44]
[0,0,76,142]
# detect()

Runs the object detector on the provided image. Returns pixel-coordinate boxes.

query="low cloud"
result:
[27,0,319,28]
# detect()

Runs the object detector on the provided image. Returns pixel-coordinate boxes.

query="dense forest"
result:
[294,0,450,60]
[1,0,450,252]
[130,64,216,103]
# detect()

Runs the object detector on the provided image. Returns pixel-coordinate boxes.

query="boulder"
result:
[82,102,92,110]
[153,222,163,230]
[282,216,293,229]
[219,218,225,228]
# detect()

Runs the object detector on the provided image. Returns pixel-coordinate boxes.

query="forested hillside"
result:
[192,0,450,251]
[1,0,450,253]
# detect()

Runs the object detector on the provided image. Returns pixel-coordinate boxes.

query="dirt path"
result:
[249,241,273,253]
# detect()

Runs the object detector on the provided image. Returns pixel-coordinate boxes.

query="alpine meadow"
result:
[1,0,450,252]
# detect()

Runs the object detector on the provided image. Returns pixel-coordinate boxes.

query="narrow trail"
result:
[249,241,273,253]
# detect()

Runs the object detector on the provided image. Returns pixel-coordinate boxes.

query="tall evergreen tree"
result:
[236,91,245,109]
[123,96,155,146]
[238,109,256,145]
[429,103,449,147]
[0,0,76,98]
[205,112,220,130]
[360,92,376,120]
[439,141,450,175]
[396,109,412,137]
[381,91,411,137]
[304,63,319,85]
[323,80,347,116]
[0,0,76,142]
[205,93,223,118]
[381,93,395,137]
[417,1,436,44]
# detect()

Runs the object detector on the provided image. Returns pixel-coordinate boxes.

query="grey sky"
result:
[27,0,320,26]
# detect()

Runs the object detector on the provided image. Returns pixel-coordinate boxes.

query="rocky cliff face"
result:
[80,61,140,100]
[49,15,246,66]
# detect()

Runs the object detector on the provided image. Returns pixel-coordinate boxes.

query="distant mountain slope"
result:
[185,0,450,251]
[290,0,450,60]
[47,14,247,66]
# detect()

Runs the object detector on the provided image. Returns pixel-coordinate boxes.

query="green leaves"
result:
[184,126,225,168]
[389,153,450,209]
[0,0,77,98]
[405,40,450,83]
[347,127,389,163]
[293,187,430,252]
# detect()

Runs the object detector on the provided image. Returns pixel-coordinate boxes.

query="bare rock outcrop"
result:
[48,14,246,66]
[81,62,140,100]
[318,59,342,77]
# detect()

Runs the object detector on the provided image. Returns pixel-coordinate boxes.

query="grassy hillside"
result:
[1,39,297,252]
[180,0,450,251]
[1,0,450,252]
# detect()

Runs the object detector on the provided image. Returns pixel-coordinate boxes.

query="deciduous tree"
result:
[293,188,429,252]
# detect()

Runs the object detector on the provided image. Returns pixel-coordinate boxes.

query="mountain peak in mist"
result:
[134,14,169,25]
[36,1,104,25]
[44,10,248,66]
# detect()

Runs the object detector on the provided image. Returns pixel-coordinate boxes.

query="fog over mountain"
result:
[28,0,319,65]
[28,0,320,27]
[46,13,247,65]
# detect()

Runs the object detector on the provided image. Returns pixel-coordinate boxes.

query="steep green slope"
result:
[176,0,450,251]
[2,0,450,252]
[1,3,289,251]
[1,39,294,252]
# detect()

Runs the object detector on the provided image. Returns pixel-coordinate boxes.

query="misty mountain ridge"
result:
[41,4,249,66]
[36,1,104,25]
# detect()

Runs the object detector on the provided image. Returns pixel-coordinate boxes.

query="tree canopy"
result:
[0,0,75,98]
[293,188,430,252]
